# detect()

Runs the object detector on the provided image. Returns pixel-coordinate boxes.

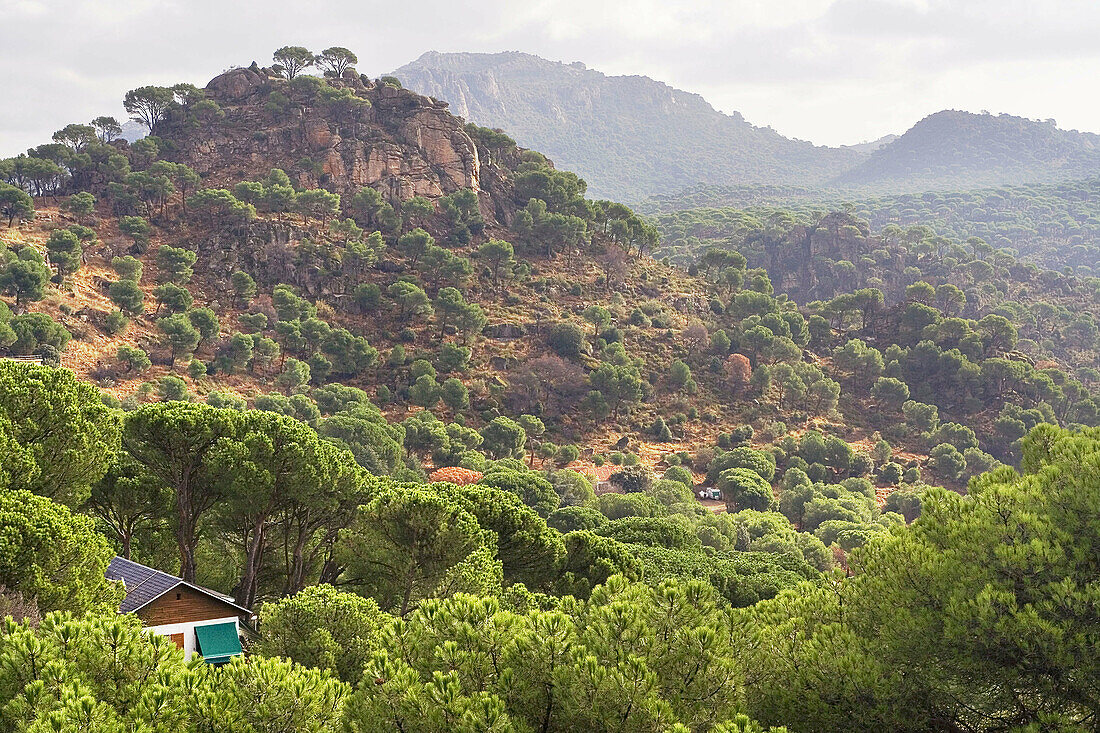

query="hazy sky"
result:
[2,0,1099,156]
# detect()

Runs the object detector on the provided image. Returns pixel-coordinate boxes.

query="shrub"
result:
[156,375,189,402]
[669,359,692,388]
[104,310,129,335]
[111,256,143,281]
[548,322,586,358]
[438,342,471,372]
[556,444,580,465]
[609,465,652,493]
[547,506,607,533]
[879,461,904,485]
[650,416,673,441]
[109,279,145,315]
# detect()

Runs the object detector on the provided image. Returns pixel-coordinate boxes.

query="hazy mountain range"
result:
[392,51,1100,202]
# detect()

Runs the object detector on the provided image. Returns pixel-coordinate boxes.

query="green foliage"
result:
[0,612,347,732]
[157,313,200,363]
[117,345,151,373]
[609,464,653,493]
[154,244,197,284]
[588,362,642,419]
[187,188,256,228]
[0,362,118,505]
[256,584,388,684]
[338,486,488,615]
[548,321,587,358]
[157,375,189,401]
[295,188,341,224]
[111,255,143,281]
[104,309,129,334]
[479,416,527,460]
[45,228,83,277]
[273,45,315,79]
[318,401,404,476]
[0,247,51,307]
[548,505,607,533]
[736,425,1100,730]
[479,468,558,518]
[109,278,145,315]
[153,282,193,313]
[8,312,71,356]
[0,490,121,613]
[118,215,151,250]
[718,468,775,512]
[597,516,701,550]
[316,46,358,76]
[0,182,34,226]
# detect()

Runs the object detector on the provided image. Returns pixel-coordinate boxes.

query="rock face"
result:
[162,68,491,213]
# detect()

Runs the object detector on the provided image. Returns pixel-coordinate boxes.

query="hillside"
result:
[835,110,1100,190]
[390,51,865,202]
[3,44,1100,732]
[2,51,1097,522]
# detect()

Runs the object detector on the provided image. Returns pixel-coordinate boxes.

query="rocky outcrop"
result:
[162,68,494,216]
[206,66,267,101]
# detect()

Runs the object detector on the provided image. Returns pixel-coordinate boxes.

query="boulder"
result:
[206,67,267,101]
[484,322,528,339]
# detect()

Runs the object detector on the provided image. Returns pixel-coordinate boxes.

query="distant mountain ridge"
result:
[834,110,1100,190]
[391,51,865,202]
[391,52,1100,201]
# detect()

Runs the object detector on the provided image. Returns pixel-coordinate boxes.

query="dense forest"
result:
[1,44,1099,732]
[645,177,1100,272]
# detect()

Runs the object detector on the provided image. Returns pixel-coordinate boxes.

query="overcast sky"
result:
[2,0,1099,156]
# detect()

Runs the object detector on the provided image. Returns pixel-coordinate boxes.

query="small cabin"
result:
[105,556,253,664]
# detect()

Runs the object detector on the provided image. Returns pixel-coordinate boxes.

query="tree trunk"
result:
[235,518,267,608]
[176,522,197,583]
[318,557,341,586]
[284,515,315,596]
[400,561,417,617]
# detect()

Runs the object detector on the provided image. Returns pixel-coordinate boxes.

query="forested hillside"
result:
[391,51,865,201]
[1,44,1099,732]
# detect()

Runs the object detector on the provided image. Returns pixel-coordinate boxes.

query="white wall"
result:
[146,616,240,660]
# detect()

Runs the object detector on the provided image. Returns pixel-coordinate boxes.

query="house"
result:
[105,556,254,664]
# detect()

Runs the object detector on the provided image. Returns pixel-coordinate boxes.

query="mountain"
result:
[834,110,1100,190]
[119,121,147,143]
[392,53,1100,201]
[390,51,866,202]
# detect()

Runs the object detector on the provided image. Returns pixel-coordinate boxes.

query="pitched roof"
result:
[105,556,250,615]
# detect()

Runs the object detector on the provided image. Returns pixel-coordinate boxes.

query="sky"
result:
[2,0,1099,156]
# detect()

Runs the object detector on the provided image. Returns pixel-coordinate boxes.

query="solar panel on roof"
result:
[104,556,252,615]
[106,556,184,613]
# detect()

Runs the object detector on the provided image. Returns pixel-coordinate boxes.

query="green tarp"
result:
[194,621,242,665]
